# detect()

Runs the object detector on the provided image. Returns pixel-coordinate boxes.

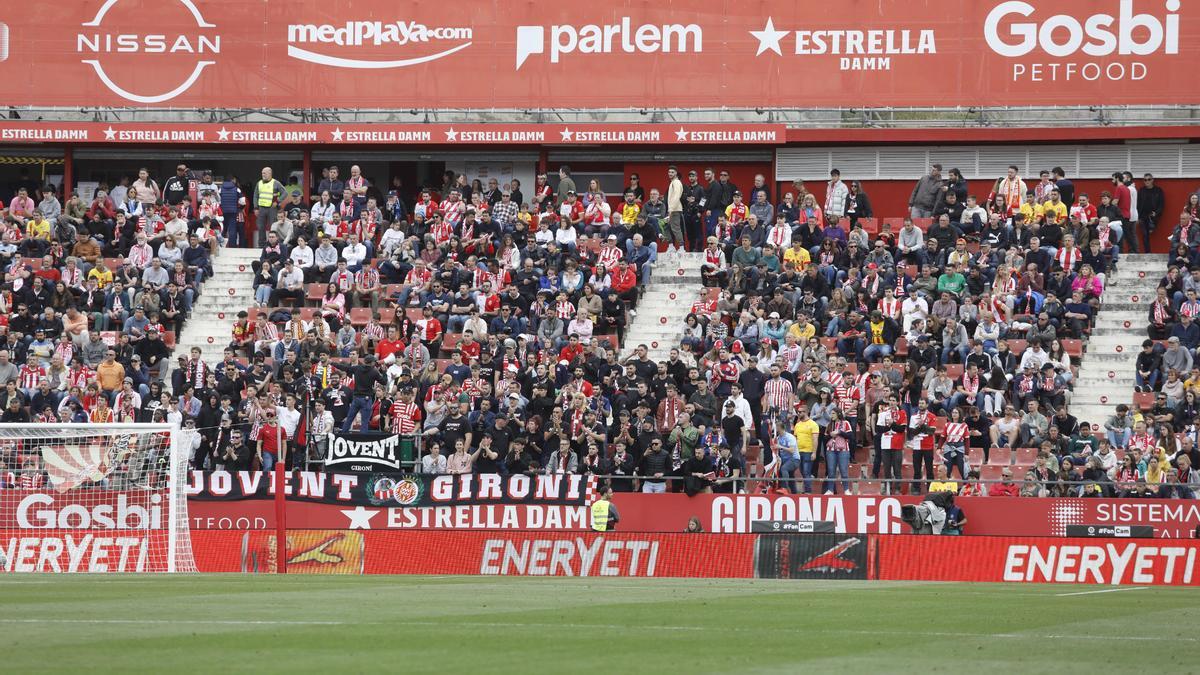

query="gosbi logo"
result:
[983,0,1180,82]
[286,20,472,68]
[515,18,702,69]
[76,0,219,104]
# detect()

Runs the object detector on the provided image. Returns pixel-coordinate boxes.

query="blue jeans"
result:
[798,453,814,493]
[863,343,892,362]
[780,456,803,493]
[1106,429,1131,449]
[255,284,273,305]
[261,451,276,472]
[941,344,969,364]
[825,449,851,493]
[342,395,374,432]
[1137,371,1160,390]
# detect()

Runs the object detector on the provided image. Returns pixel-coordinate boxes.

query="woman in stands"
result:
[844,181,873,229]
[824,408,853,494]
[1170,242,1196,272]
[319,282,346,333]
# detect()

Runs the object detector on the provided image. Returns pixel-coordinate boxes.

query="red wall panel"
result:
[783,177,1197,252]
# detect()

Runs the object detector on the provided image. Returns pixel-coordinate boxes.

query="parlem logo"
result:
[76,0,220,104]
[516,18,702,69]
[286,20,472,68]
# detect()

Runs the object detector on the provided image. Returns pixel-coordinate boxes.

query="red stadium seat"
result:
[967,447,987,466]
[944,363,964,380]
[858,217,879,236]
[881,217,905,233]
[895,337,908,358]
[162,331,176,349]
[306,283,324,304]
[743,442,761,465]
[987,447,1011,465]
[1133,391,1155,411]
[1013,447,1039,465]
[912,217,932,232]
[298,307,317,322]
[1062,339,1083,358]
[820,337,838,353]
[441,333,462,355]
[980,464,1005,482]
[855,478,882,495]
[378,308,396,325]
[349,307,372,327]
[1007,339,1027,356]
[405,308,423,324]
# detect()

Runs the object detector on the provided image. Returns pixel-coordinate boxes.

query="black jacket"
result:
[333,362,386,397]
[1138,185,1166,225]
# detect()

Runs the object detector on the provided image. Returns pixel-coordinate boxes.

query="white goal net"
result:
[0,424,196,572]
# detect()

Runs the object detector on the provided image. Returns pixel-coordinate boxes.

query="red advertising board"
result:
[0,0,1195,109]
[185,492,1200,540]
[190,529,1200,585]
[193,530,761,577]
[875,536,1200,586]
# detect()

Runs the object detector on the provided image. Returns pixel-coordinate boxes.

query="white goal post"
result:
[0,423,196,573]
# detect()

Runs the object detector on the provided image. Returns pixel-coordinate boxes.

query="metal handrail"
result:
[6,105,1200,128]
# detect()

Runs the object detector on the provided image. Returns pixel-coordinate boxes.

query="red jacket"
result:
[611,266,637,294]
[988,482,1020,497]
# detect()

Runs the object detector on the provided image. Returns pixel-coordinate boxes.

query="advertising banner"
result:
[0,122,785,146]
[183,486,1200,537]
[191,530,1200,585]
[874,536,1200,586]
[187,470,594,507]
[192,529,762,576]
[0,0,1195,110]
[323,431,404,472]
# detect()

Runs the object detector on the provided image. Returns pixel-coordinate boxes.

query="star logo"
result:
[445,127,458,141]
[341,506,378,530]
[675,127,689,142]
[103,127,116,141]
[216,127,230,141]
[750,18,788,56]
[330,127,345,142]
[560,127,574,142]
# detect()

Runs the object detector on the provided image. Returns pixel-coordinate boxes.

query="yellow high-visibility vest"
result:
[257,179,276,207]
[590,500,610,532]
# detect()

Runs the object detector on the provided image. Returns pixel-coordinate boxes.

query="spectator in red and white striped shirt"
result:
[761,364,794,415]
[942,407,970,479]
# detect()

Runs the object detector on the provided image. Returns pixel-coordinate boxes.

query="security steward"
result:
[590,485,620,532]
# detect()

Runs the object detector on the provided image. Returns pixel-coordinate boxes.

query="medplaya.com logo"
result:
[286,20,472,68]
[76,0,220,103]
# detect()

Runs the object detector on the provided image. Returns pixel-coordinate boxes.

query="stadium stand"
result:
[3,161,1197,501]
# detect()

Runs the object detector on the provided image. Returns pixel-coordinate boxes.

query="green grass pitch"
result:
[0,576,1195,673]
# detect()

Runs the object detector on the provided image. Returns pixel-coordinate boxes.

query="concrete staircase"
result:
[1071,253,1165,426]
[173,247,261,374]
[622,252,705,361]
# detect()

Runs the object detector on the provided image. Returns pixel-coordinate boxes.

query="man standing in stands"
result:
[1137,173,1165,254]
[556,165,576,207]
[254,167,285,247]
[908,163,942,219]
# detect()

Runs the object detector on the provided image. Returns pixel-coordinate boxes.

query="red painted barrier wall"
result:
[778,177,1197,252]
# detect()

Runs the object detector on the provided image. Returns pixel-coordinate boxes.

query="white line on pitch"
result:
[1055,586,1149,597]
[0,618,350,626]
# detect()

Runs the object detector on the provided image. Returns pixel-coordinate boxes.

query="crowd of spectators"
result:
[0,164,222,487]
[1,157,1197,500]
